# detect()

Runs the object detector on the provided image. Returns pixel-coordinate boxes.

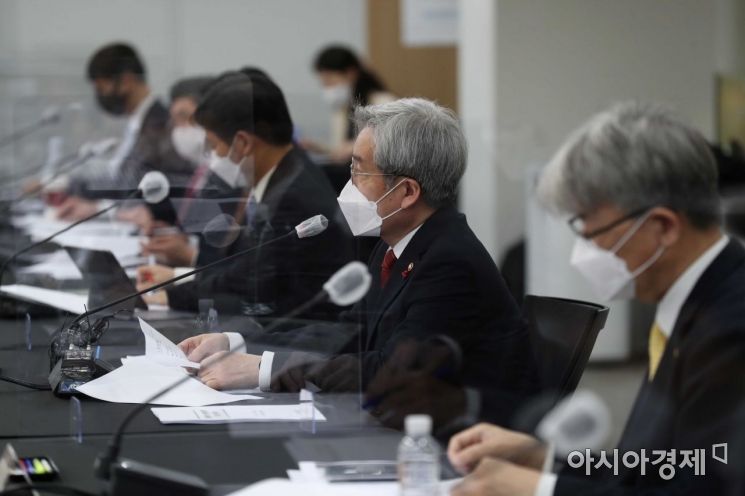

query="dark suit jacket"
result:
[166,146,354,321]
[556,240,745,495]
[77,99,195,196]
[265,207,537,423]
[179,169,247,266]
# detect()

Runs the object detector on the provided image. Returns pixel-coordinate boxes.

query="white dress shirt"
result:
[534,234,729,496]
[107,92,156,177]
[225,222,423,391]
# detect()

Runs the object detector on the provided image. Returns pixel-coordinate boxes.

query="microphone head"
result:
[323,261,371,306]
[295,215,329,238]
[536,390,611,457]
[138,171,170,204]
[202,213,242,248]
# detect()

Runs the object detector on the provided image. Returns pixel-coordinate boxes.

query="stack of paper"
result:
[75,318,260,406]
[226,468,461,496]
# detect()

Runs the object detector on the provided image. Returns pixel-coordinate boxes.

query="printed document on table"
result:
[151,403,327,424]
[76,359,260,406]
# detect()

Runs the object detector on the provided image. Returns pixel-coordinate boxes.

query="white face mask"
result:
[337,179,405,237]
[171,125,206,164]
[322,84,352,108]
[208,144,245,188]
[570,212,665,301]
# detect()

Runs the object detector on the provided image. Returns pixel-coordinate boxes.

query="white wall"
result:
[458,0,744,359]
[0,0,365,169]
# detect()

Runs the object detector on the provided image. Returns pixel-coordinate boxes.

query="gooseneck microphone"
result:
[71,214,329,329]
[0,102,82,149]
[0,171,169,287]
[47,214,331,396]
[8,137,120,204]
[93,260,371,492]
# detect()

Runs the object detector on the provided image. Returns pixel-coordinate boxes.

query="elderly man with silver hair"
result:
[176,98,535,431]
[447,101,745,495]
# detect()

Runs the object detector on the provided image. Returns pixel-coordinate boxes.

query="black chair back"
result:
[523,294,609,407]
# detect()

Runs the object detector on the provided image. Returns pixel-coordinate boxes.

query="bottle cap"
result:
[405,414,432,436]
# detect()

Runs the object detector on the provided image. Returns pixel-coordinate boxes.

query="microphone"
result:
[0,171,168,287]
[323,260,371,306]
[535,390,611,457]
[0,102,81,149]
[7,137,119,204]
[93,260,371,492]
[47,214,331,394]
[500,389,612,470]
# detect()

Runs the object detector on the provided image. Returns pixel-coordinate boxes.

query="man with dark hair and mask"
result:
[56,42,194,221]
[138,75,249,268]
[136,70,355,321]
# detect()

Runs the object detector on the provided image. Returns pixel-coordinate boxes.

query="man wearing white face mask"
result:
[177,98,536,434]
[137,70,354,320]
[446,102,745,496]
[137,76,248,267]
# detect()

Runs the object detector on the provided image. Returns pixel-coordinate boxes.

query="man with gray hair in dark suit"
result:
[447,101,745,496]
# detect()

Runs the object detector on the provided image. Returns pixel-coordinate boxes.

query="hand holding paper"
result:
[139,317,201,369]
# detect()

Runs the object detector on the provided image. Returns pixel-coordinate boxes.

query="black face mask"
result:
[95,79,128,116]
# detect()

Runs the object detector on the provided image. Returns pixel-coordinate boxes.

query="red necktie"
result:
[380,249,397,288]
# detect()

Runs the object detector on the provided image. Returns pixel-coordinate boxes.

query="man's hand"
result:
[140,222,195,266]
[198,352,261,390]
[450,458,541,496]
[365,370,467,431]
[178,333,230,363]
[116,205,154,232]
[363,337,466,430]
[142,290,168,307]
[136,265,176,288]
[55,197,100,221]
[448,423,545,475]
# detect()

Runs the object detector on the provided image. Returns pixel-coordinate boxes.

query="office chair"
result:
[522,294,609,407]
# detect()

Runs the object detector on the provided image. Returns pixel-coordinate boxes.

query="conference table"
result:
[0,311,407,495]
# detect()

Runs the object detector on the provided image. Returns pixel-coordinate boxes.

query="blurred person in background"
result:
[56,42,194,221]
[300,45,395,163]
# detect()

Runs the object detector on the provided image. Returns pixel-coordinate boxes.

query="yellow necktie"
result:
[648,323,667,380]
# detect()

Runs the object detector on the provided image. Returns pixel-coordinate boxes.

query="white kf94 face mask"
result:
[570,211,665,301]
[208,144,246,189]
[171,125,206,164]
[322,84,352,109]
[337,179,405,237]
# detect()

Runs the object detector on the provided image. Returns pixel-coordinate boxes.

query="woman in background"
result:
[301,45,395,162]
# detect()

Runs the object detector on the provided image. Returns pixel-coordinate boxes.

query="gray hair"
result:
[354,98,467,208]
[537,101,720,228]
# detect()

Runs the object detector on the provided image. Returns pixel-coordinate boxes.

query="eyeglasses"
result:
[568,206,652,239]
[349,163,396,185]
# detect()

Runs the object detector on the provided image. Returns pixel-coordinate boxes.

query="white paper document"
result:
[19,250,83,279]
[0,284,88,313]
[151,403,327,424]
[138,317,201,368]
[76,358,260,406]
[226,478,460,496]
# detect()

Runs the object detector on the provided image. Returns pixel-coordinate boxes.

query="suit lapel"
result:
[364,207,461,350]
[617,239,745,454]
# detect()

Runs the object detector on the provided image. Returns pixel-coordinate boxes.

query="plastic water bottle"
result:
[398,414,440,496]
